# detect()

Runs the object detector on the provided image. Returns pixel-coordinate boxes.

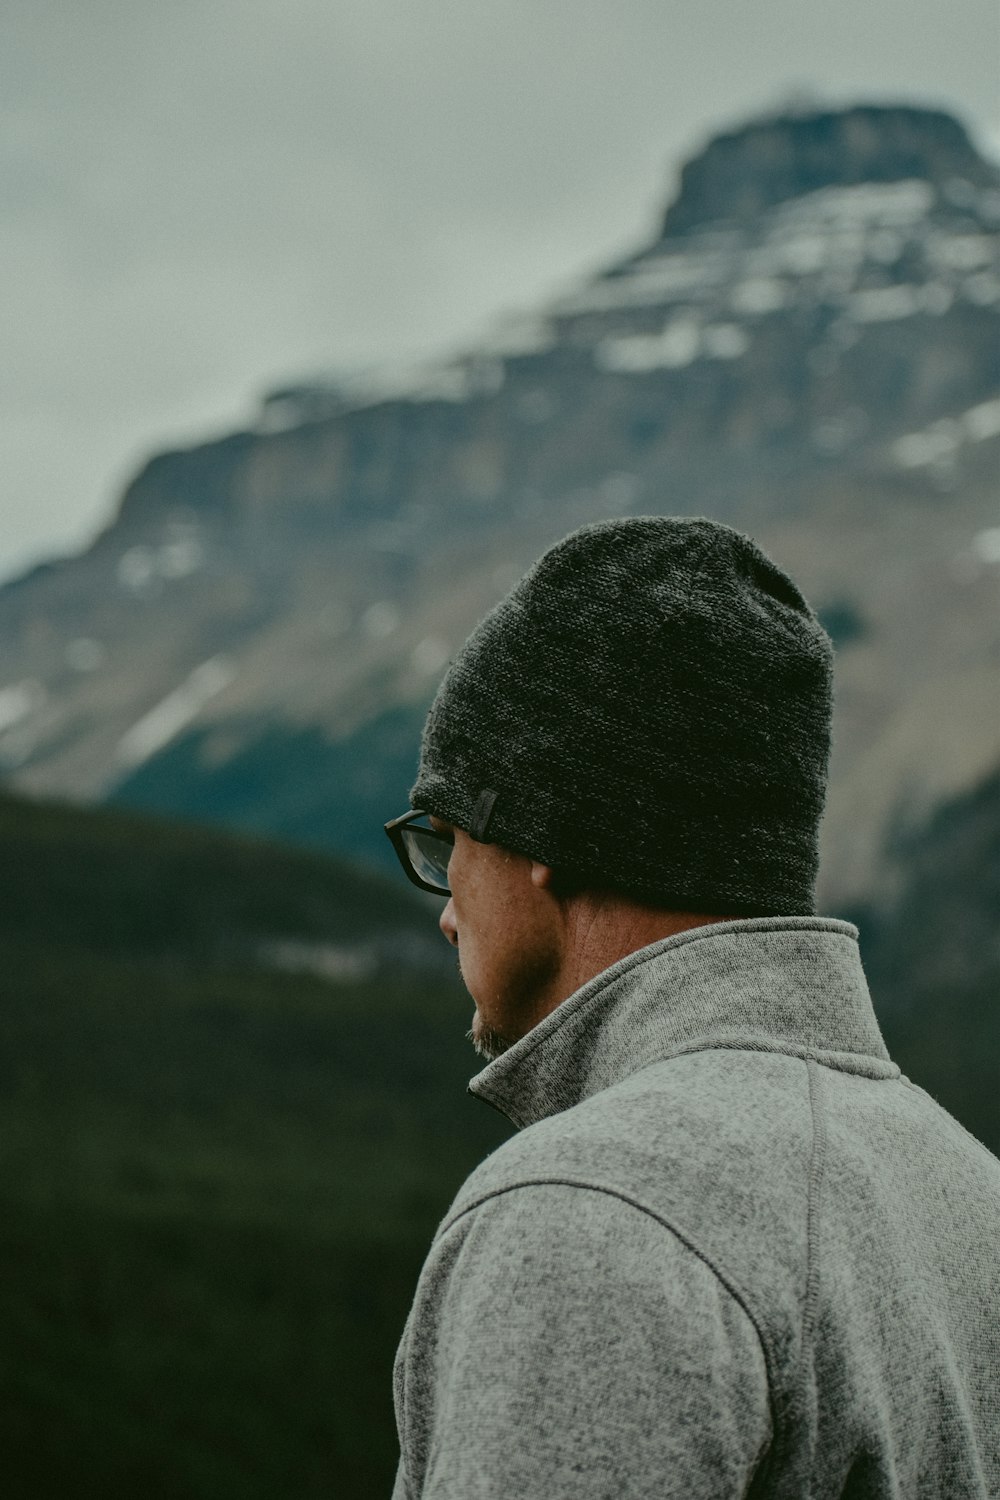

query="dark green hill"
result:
[857,766,1000,1156]
[0,785,434,957]
[1,782,995,1498]
[0,793,510,1499]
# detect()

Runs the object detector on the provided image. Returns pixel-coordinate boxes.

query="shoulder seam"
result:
[439,1176,782,1452]
[800,1059,828,1495]
[804,1060,827,1352]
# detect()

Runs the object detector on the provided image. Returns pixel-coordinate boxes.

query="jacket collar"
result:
[468,916,897,1129]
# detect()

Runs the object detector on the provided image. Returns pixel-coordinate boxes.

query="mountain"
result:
[1,102,998,914]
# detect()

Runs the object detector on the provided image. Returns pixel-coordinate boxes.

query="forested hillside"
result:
[0,793,510,1498]
[1,787,996,1495]
[857,766,1000,1154]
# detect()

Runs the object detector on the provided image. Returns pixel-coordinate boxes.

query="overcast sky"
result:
[2,0,997,582]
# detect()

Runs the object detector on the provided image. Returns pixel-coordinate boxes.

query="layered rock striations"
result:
[659,104,998,236]
[0,103,997,911]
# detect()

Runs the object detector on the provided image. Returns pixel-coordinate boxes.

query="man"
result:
[384,517,1000,1498]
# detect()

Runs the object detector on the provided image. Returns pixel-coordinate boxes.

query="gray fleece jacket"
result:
[391,917,1000,1498]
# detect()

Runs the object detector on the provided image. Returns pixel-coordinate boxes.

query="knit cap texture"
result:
[410,517,833,915]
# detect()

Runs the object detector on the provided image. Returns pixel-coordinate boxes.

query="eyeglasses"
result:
[384,809,453,896]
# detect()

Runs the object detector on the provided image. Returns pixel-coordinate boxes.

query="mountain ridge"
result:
[1,100,997,913]
[659,103,999,237]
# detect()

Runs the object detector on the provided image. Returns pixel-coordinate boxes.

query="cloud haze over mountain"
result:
[2,0,998,580]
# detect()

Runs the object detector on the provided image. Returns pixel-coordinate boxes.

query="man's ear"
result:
[530,861,555,890]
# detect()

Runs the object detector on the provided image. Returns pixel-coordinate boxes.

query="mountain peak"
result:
[659,104,997,239]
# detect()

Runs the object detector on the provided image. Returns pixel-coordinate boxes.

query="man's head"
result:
[391,516,834,1053]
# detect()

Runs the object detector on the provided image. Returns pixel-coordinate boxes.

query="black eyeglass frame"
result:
[384,809,454,896]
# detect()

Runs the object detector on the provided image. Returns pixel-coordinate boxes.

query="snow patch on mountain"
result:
[892,396,1000,468]
[116,658,235,770]
[596,318,749,372]
[0,680,46,736]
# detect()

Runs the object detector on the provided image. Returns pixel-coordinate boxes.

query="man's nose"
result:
[439,898,459,947]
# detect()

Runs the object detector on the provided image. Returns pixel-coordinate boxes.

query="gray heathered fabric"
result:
[410,517,834,916]
[392,919,1000,1499]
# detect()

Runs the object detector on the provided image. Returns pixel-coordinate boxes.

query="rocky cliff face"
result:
[660,105,998,236]
[0,103,997,911]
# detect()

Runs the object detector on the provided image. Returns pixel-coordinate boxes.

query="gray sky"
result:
[3,0,998,582]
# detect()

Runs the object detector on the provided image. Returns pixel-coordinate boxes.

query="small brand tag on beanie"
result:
[469,789,499,842]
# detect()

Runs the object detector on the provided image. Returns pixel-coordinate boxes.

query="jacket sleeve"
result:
[392,1180,772,1498]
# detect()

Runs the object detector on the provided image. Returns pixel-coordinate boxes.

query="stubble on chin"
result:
[467,1009,513,1062]
[454,952,514,1061]
[457,950,556,1063]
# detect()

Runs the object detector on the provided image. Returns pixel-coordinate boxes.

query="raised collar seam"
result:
[479,916,861,1075]
[623,1037,901,1081]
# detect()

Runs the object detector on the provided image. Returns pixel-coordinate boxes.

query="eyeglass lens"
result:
[401,826,452,892]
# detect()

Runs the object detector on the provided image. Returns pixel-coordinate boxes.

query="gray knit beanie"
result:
[410,517,833,915]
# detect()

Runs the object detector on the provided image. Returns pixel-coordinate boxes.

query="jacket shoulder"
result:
[448,1047,815,1274]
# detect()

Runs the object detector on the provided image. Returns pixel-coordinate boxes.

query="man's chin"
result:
[467,1011,513,1062]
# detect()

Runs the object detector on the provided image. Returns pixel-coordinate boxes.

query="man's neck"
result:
[544,896,726,1021]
